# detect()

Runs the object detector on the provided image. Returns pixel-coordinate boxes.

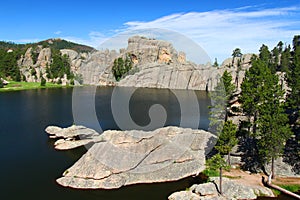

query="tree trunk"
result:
[271,157,275,179]
[219,167,223,195]
[228,152,231,166]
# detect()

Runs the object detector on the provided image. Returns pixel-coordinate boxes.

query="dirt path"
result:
[223,169,300,187]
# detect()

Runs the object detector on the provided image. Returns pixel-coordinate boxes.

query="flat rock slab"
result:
[53,126,216,189]
[46,125,101,150]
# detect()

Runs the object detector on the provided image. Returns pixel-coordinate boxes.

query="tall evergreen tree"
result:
[215,120,238,166]
[256,66,292,178]
[241,53,292,178]
[240,56,266,134]
[280,46,291,73]
[209,71,235,135]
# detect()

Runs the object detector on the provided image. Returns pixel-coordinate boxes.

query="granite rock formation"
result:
[46,125,216,189]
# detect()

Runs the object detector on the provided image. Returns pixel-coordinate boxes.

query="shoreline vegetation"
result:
[0,81,72,92]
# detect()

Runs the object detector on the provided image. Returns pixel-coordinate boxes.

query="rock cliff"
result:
[82,36,253,91]
[16,36,253,90]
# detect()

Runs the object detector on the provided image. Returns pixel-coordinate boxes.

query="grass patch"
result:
[271,188,281,196]
[224,175,242,179]
[278,184,300,193]
[202,169,219,177]
[0,81,69,92]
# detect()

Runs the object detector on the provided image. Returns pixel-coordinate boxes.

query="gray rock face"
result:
[46,125,216,189]
[97,36,253,91]
[16,36,254,91]
[78,50,119,85]
[118,64,220,91]
[169,177,274,200]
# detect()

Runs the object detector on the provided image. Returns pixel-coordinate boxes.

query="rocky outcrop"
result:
[16,36,254,91]
[117,64,220,90]
[168,177,274,200]
[78,49,119,85]
[94,36,253,91]
[46,125,216,189]
[18,46,52,82]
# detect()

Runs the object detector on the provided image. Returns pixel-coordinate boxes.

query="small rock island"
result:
[46,125,216,189]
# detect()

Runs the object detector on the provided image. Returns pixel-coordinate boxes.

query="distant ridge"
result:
[0,38,95,53]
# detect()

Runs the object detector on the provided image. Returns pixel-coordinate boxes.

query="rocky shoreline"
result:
[46,125,300,199]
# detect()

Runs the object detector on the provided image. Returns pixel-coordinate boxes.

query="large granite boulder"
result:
[46,125,216,189]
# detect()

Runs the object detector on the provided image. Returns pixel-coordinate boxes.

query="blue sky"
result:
[1,0,300,62]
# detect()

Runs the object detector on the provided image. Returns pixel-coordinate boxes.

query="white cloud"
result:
[123,6,300,62]
[36,6,300,64]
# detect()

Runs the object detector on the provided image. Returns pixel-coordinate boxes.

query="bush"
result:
[40,77,46,86]
[202,168,219,177]
[112,55,133,81]
[0,78,3,88]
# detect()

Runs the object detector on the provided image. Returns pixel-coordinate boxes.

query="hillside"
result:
[0,38,94,53]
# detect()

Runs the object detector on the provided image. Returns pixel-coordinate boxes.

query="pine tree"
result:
[215,120,238,166]
[206,154,230,194]
[256,66,292,178]
[259,44,271,64]
[240,56,266,134]
[213,58,219,67]
[209,71,235,135]
[232,48,242,67]
[280,46,291,73]
[241,53,292,178]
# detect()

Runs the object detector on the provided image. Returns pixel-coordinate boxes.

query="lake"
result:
[0,87,211,200]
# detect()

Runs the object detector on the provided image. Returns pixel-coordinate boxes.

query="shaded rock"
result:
[53,126,216,189]
[54,139,96,150]
[265,157,300,177]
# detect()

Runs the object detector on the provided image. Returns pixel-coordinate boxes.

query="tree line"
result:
[207,35,300,194]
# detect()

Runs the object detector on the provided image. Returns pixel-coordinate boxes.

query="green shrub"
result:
[40,77,46,86]
[0,78,3,88]
[202,169,219,177]
[112,55,133,81]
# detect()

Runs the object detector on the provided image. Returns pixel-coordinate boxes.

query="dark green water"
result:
[0,87,210,200]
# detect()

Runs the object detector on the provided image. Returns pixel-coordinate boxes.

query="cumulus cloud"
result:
[34,6,300,63]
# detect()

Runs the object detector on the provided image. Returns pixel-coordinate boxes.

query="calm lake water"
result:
[0,87,211,200]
